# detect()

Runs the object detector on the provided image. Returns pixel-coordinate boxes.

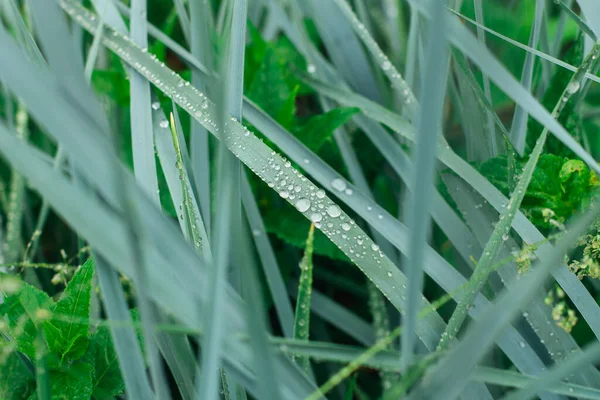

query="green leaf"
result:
[293,107,360,152]
[43,258,94,361]
[90,69,130,106]
[89,326,126,399]
[0,348,34,399]
[247,47,291,120]
[48,360,94,400]
[1,282,53,358]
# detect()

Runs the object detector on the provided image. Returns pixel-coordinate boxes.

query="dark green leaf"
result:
[293,107,360,152]
[43,258,94,361]
[89,325,126,399]
[48,360,94,400]
[0,348,34,399]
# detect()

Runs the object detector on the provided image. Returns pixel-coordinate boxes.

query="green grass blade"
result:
[189,0,214,232]
[293,224,315,373]
[93,254,155,399]
[129,0,160,203]
[241,175,295,338]
[172,0,191,43]
[401,0,449,369]
[472,0,498,155]
[508,0,544,154]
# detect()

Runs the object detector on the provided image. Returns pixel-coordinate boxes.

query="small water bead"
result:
[502,233,509,241]
[310,213,323,223]
[326,205,342,218]
[294,185,302,193]
[381,60,392,71]
[345,188,353,195]
[316,190,326,199]
[151,101,160,110]
[519,341,526,348]
[285,161,292,168]
[307,64,317,74]
[566,81,581,94]
[341,223,351,231]
[194,110,203,118]
[280,191,289,199]
[252,229,261,237]
[387,271,393,277]
[371,244,380,251]
[331,178,347,192]
[295,198,311,213]
[159,120,169,128]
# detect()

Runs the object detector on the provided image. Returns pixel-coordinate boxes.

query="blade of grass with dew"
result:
[93,254,155,399]
[439,41,600,350]
[167,110,210,255]
[0,121,319,399]
[331,0,417,117]
[411,201,600,400]
[472,367,600,400]
[241,174,295,338]
[509,0,544,155]
[189,0,214,232]
[472,0,498,155]
[444,172,600,387]
[59,0,449,352]
[500,341,600,400]
[293,224,315,373]
[130,0,160,203]
[401,0,449,369]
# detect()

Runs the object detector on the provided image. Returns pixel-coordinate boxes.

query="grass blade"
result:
[293,224,315,373]
[508,0,544,155]
[401,0,449,368]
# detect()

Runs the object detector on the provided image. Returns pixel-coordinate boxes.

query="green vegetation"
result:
[2,0,600,399]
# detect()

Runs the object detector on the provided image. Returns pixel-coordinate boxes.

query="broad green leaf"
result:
[1,283,53,358]
[293,107,360,152]
[43,258,94,361]
[247,47,292,120]
[0,349,34,399]
[48,360,94,400]
[89,326,126,399]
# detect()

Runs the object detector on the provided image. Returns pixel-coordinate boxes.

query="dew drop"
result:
[310,213,323,223]
[566,81,580,94]
[371,243,380,251]
[295,198,311,213]
[326,205,341,218]
[280,191,289,199]
[341,223,351,231]
[159,120,169,128]
[331,178,347,192]
[151,101,160,110]
[316,190,326,199]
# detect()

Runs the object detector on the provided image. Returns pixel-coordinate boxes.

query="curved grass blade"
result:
[575,0,600,39]
[293,224,315,373]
